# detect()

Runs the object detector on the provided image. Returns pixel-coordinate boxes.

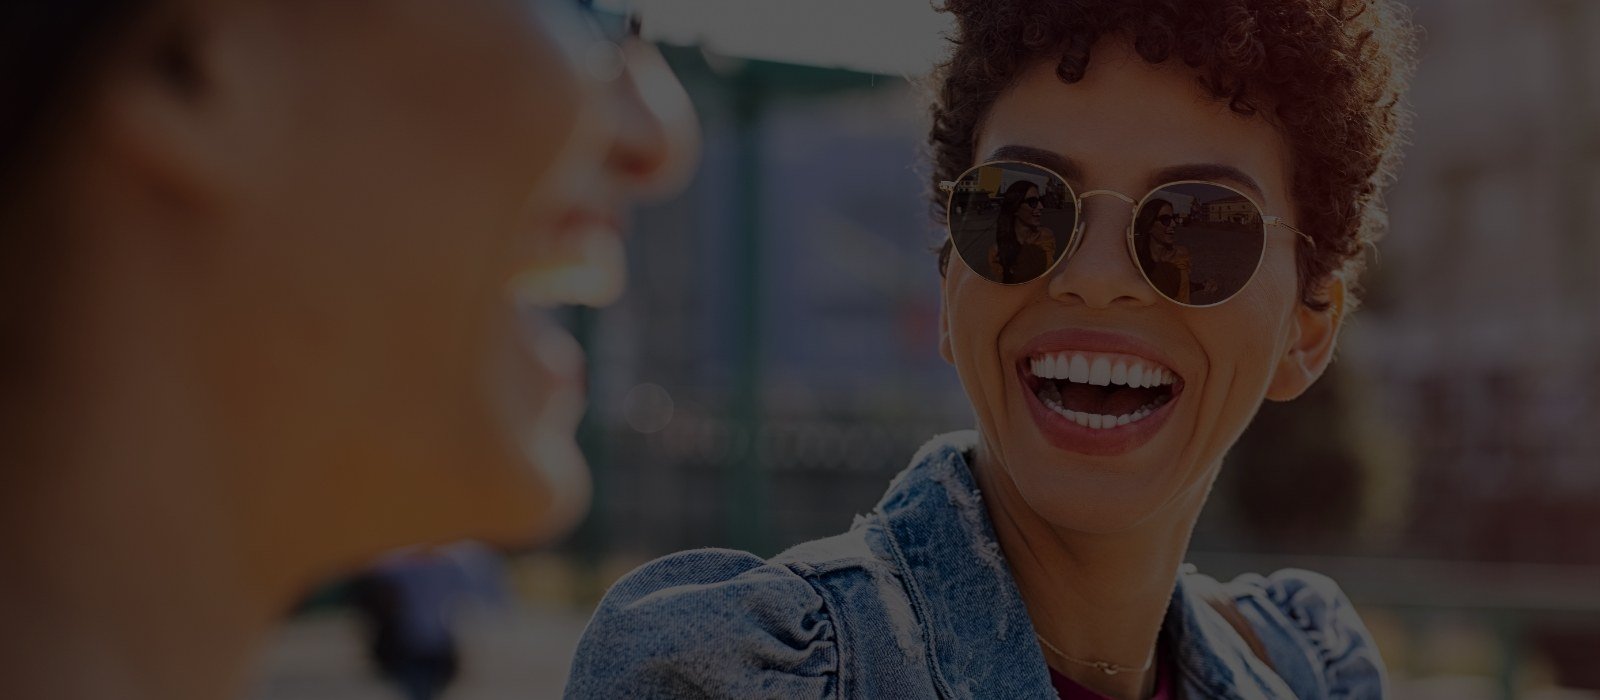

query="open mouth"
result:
[1021,351,1181,430]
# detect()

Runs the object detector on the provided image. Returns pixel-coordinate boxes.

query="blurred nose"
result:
[1047,196,1157,309]
[607,42,700,200]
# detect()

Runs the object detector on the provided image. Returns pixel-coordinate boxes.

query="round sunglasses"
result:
[940,160,1311,307]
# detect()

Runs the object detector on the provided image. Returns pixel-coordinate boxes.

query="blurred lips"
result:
[1014,329,1185,457]
[509,205,628,307]
[554,207,621,237]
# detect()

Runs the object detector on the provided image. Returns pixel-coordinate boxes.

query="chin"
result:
[453,398,592,550]
[1002,442,1177,535]
[502,428,593,546]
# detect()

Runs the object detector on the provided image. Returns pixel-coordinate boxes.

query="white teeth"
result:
[1040,394,1172,431]
[1068,355,1090,383]
[1088,357,1112,386]
[1026,351,1180,388]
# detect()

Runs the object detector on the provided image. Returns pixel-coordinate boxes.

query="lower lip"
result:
[555,209,622,234]
[1018,367,1180,457]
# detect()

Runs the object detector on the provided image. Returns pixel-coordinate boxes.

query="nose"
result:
[1046,195,1158,309]
[605,42,700,200]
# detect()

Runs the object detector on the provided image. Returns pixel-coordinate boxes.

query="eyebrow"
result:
[982,145,1266,202]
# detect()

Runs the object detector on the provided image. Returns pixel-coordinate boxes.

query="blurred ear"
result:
[89,0,251,212]
[1266,278,1345,402]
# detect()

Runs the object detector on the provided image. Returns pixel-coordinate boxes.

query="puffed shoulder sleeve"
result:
[1235,568,1388,699]
[563,548,839,700]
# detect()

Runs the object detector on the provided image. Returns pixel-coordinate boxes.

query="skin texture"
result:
[0,1,695,698]
[938,42,1340,698]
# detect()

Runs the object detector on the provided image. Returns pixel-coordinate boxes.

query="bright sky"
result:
[622,0,955,77]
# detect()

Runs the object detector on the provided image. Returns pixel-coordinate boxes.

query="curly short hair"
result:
[930,0,1417,311]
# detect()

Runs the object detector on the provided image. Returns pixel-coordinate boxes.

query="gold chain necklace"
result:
[1034,633,1154,677]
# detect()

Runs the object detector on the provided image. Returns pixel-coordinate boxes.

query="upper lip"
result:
[1014,328,1182,382]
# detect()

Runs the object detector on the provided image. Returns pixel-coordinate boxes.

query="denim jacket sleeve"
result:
[1229,568,1388,699]
[563,548,839,699]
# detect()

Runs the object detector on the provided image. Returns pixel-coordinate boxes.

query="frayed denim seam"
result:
[786,562,847,700]
[880,512,957,700]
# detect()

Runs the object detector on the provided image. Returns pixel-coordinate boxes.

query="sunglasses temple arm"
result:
[1266,217,1315,248]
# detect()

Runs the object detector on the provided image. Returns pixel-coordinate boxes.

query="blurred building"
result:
[1333,0,1600,690]
[1359,0,1600,566]
[568,51,968,560]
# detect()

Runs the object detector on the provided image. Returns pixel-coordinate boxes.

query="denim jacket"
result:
[565,431,1386,699]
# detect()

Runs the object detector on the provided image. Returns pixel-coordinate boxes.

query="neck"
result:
[971,438,1211,700]
[0,246,286,700]
[0,494,272,700]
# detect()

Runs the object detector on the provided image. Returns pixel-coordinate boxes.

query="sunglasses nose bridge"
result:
[1052,189,1153,304]
[1072,189,1139,246]
[1078,189,1137,205]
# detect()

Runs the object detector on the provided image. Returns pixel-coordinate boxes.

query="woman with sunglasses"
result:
[566,0,1414,698]
[1135,198,1224,306]
[1136,199,1186,300]
[0,1,693,698]
[989,180,1058,284]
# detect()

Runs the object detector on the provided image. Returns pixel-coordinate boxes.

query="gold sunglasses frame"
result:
[939,160,1313,308]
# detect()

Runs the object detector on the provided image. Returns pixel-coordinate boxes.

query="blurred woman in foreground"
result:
[0,1,694,698]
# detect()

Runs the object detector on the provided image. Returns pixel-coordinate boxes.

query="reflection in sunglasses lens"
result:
[947,163,1075,285]
[1132,183,1266,306]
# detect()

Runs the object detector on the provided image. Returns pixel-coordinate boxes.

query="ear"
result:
[938,275,955,366]
[1265,277,1345,402]
[89,1,244,212]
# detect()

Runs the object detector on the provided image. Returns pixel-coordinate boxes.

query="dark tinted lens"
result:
[1132,182,1265,306]
[947,162,1075,285]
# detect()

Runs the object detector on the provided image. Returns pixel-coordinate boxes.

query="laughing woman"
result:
[0,2,693,698]
[566,1,1415,698]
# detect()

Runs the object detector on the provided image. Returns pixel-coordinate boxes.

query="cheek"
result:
[262,3,582,342]
[205,3,589,460]
[944,270,1032,406]
[944,270,998,360]
[1195,248,1300,397]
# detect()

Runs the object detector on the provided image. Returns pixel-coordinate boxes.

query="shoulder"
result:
[1226,568,1387,698]
[564,548,839,699]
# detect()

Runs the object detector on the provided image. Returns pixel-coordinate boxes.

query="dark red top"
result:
[1047,651,1176,700]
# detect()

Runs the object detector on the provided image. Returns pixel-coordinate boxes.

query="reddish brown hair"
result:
[930,0,1417,310]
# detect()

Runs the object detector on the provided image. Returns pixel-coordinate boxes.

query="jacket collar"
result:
[874,431,1296,700]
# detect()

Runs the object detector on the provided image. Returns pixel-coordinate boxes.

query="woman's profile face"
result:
[1148,201,1176,244]
[939,41,1331,533]
[85,0,695,565]
[1019,185,1043,228]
